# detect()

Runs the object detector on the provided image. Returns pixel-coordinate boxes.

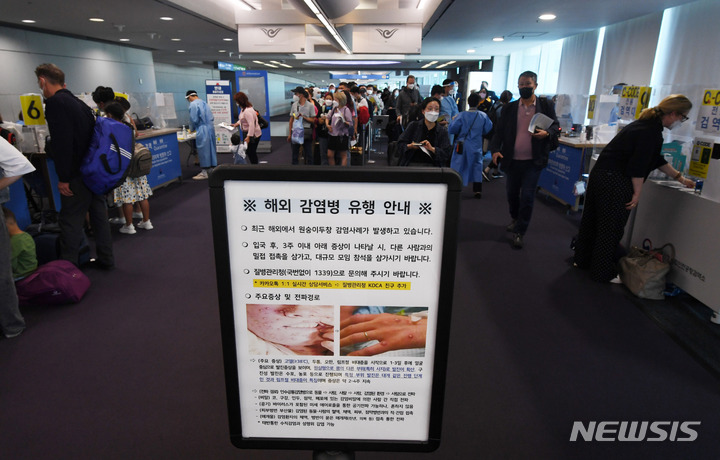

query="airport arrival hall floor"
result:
[1,137,719,459]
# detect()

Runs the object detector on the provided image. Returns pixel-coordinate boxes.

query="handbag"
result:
[291,116,305,144]
[16,260,91,307]
[619,242,675,300]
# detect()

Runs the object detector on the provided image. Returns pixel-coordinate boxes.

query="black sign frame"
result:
[210,166,462,453]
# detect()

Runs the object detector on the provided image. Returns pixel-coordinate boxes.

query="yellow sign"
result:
[254,279,411,290]
[618,85,651,120]
[20,94,46,126]
[702,89,720,106]
[635,86,652,118]
[689,139,713,179]
[587,96,596,120]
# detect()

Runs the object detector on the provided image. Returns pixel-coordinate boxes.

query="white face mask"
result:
[669,120,682,130]
[332,100,339,108]
[424,111,439,122]
[325,99,333,106]
[407,83,415,90]
[292,95,299,102]
[367,90,373,95]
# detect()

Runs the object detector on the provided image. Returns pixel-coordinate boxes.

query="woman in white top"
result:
[232,92,262,164]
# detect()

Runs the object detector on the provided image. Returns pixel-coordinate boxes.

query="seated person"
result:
[3,207,37,280]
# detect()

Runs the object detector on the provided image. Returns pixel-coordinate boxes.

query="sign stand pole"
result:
[313,451,354,460]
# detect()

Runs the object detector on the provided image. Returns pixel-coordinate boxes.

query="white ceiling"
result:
[1,0,697,84]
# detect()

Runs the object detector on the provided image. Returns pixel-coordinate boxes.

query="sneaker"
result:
[132,212,143,219]
[491,172,504,179]
[193,170,209,180]
[4,328,24,339]
[109,217,126,225]
[506,219,517,233]
[136,220,153,230]
[512,232,524,249]
[119,224,136,234]
[482,170,491,182]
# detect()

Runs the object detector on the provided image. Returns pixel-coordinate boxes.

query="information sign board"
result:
[20,94,45,126]
[697,89,720,135]
[210,167,461,452]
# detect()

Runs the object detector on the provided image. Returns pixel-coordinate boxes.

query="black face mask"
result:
[519,87,534,100]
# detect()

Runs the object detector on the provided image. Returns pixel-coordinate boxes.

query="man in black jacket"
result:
[35,63,114,268]
[489,71,559,249]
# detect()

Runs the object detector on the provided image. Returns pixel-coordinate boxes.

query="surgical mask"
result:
[424,111,439,122]
[329,89,335,94]
[669,120,682,130]
[332,100,339,108]
[293,95,299,102]
[407,83,415,90]
[367,90,373,95]
[393,92,399,97]
[325,99,333,106]
[519,87,534,99]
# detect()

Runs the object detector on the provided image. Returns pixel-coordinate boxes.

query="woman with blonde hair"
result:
[326,90,353,166]
[573,94,695,282]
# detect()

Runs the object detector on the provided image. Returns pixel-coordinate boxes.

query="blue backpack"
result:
[80,117,134,194]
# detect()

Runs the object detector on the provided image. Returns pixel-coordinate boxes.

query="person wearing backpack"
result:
[104,102,153,234]
[231,92,262,164]
[35,63,114,269]
[489,71,560,249]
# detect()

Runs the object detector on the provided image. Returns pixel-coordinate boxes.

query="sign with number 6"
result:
[20,94,45,126]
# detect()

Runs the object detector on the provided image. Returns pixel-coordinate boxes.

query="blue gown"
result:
[189,99,217,168]
[448,109,493,186]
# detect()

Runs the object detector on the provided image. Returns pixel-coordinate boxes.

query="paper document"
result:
[528,113,554,133]
[218,122,236,132]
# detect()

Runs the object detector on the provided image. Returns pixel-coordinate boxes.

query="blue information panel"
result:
[137,133,182,189]
[537,144,583,207]
[5,180,32,230]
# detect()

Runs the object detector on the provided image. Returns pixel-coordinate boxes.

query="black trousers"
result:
[573,168,633,282]
[242,132,260,164]
[59,177,114,267]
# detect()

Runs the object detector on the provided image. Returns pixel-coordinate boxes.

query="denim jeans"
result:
[291,137,314,165]
[504,159,543,235]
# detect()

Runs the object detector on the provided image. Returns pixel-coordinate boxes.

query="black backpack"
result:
[0,127,16,146]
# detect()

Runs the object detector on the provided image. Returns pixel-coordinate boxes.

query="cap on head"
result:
[185,90,198,99]
[291,86,308,98]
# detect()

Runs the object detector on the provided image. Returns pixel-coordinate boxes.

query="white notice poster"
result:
[223,180,448,442]
[206,80,233,153]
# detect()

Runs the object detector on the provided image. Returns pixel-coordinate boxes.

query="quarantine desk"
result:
[135,128,182,189]
[630,180,720,322]
[537,137,606,212]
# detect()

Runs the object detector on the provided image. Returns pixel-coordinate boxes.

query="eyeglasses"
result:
[679,113,689,122]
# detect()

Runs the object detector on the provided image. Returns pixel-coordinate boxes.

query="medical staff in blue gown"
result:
[448,92,493,198]
[186,90,217,180]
